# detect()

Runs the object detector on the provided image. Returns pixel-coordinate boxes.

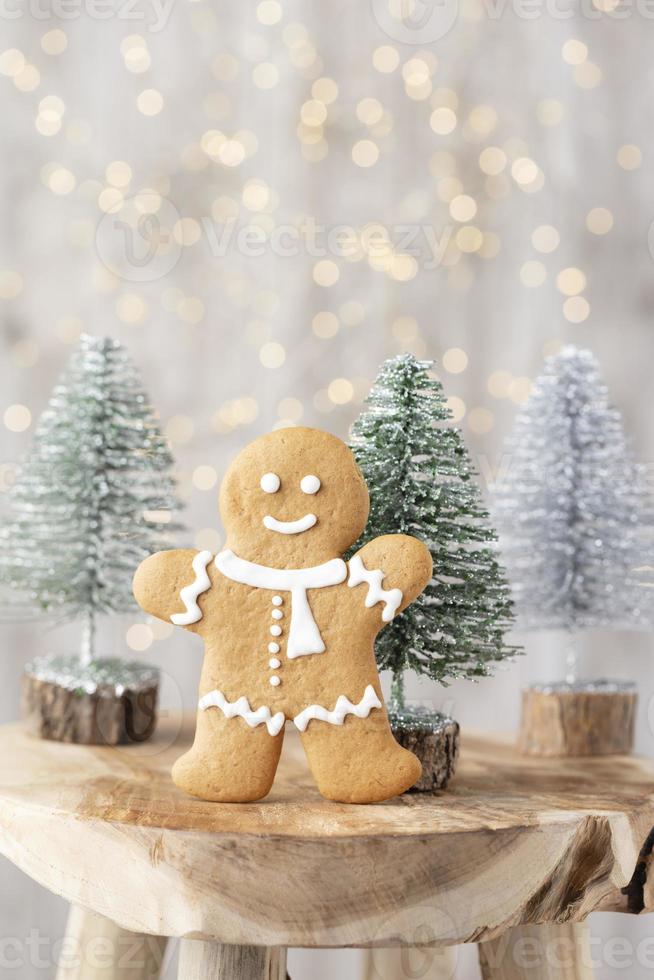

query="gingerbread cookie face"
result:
[133,426,433,804]
[219,427,369,566]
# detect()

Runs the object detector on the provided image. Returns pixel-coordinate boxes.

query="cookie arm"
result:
[348,534,432,620]
[133,549,213,629]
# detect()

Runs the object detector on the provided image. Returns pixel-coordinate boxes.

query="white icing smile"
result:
[263,513,317,535]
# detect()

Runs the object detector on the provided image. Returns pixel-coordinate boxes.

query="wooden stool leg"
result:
[177,940,287,980]
[56,906,167,979]
[362,945,457,978]
[479,923,593,979]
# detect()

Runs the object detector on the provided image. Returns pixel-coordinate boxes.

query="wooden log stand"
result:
[22,655,159,745]
[0,715,652,980]
[519,680,637,757]
[389,708,460,791]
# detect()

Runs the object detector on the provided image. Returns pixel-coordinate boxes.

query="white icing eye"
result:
[260,472,280,494]
[300,474,321,495]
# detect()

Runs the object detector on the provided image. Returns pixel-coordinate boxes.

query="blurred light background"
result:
[1,0,654,977]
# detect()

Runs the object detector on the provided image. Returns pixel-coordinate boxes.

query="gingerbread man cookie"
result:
[133,427,432,803]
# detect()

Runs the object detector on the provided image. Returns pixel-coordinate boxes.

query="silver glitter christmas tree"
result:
[350,353,518,710]
[0,334,181,667]
[493,346,654,641]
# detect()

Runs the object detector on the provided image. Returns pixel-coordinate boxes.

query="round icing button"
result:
[270,624,282,636]
[260,472,280,494]
[272,595,283,606]
[269,675,281,687]
[268,642,280,654]
[269,657,281,669]
[271,609,283,620]
[300,474,321,495]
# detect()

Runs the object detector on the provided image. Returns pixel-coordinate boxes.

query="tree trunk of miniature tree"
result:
[520,631,637,757]
[519,679,637,757]
[388,670,460,792]
[22,611,161,746]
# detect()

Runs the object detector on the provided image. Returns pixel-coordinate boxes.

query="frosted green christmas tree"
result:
[0,335,181,665]
[350,353,517,708]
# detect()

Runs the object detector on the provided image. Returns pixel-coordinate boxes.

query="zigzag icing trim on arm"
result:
[293,684,382,733]
[171,550,213,625]
[347,554,403,622]
[199,689,286,736]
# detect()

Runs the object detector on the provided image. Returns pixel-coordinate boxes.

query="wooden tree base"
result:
[389,709,459,791]
[22,655,159,746]
[519,680,637,757]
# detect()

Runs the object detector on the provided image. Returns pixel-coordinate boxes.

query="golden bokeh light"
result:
[137,89,164,116]
[327,378,354,404]
[312,259,339,287]
[487,370,513,398]
[192,465,218,491]
[561,39,588,66]
[259,341,286,368]
[446,396,466,422]
[478,147,507,176]
[443,348,468,373]
[0,270,23,299]
[556,267,587,296]
[468,406,494,434]
[430,107,457,135]
[586,207,613,234]
[617,144,642,170]
[312,311,339,338]
[372,46,400,73]
[126,624,153,652]
[41,30,68,56]
[563,296,591,323]
[520,261,547,287]
[531,225,560,253]
[352,140,379,167]
[3,404,31,432]
[449,194,477,222]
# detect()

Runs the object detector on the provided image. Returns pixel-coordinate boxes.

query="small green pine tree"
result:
[0,335,181,664]
[350,353,517,707]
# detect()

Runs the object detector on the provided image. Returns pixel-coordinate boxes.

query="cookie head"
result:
[220,427,369,564]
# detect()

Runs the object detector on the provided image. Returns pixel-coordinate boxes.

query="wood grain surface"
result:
[519,687,637,757]
[177,941,286,980]
[0,715,652,948]
[478,923,594,979]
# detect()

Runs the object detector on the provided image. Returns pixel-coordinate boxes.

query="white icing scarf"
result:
[215,549,347,658]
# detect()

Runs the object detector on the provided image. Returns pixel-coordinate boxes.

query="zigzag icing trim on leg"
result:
[293,684,382,733]
[171,550,213,625]
[199,689,286,736]
[347,554,403,622]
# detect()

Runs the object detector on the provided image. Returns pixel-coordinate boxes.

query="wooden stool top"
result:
[0,715,652,947]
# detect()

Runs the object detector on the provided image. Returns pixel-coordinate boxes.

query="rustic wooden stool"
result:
[0,715,652,980]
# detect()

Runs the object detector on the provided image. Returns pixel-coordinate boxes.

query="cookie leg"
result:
[173,708,284,802]
[299,709,421,803]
